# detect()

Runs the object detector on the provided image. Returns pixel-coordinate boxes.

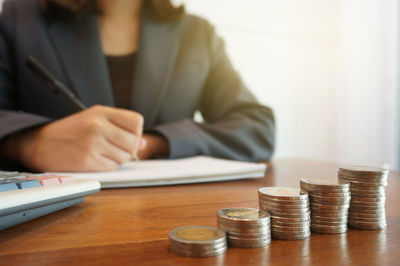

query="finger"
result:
[102,120,138,154]
[94,155,120,171]
[105,107,144,136]
[99,138,132,165]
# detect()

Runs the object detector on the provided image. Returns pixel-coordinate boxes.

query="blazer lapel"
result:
[132,15,180,128]
[48,14,114,107]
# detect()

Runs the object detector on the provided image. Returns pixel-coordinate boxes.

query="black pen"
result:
[26,56,87,110]
[26,56,140,161]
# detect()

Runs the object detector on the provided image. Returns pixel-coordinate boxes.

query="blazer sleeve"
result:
[0,1,51,142]
[154,22,275,162]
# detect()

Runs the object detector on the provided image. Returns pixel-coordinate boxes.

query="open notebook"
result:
[51,156,267,188]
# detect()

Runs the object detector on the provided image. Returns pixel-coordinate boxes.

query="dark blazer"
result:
[0,0,275,163]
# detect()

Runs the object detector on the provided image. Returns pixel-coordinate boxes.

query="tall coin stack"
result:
[216,207,271,248]
[338,166,388,230]
[258,187,311,240]
[300,178,350,234]
[169,225,227,257]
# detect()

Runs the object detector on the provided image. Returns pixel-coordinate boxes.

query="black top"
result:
[106,53,136,109]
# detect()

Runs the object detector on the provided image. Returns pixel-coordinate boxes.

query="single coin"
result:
[271,224,310,232]
[348,216,386,223]
[258,187,308,200]
[258,196,309,206]
[339,166,389,175]
[169,226,226,244]
[300,178,350,190]
[217,208,270,225]
[347,212,385,219]
[217,224,270,234]
[217,219,269,230]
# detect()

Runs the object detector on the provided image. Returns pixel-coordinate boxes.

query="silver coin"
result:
[311,225,347,234]
[348,207,385,214]
[338,176,387,186]
[308,191,352,198]
[350,196,385,203]
[270,215,310,223]
[301,184,350,194]
[258,195,309,206]
[311,219,347,226]
[217,208,270,225]
[271,231,311,240]
[170,240,227,251]
[258,187,309,200]
[271,225,309,233]
[348,212,385,218]
[339,165,389,174]
[310,203,350,210]
[259,203,310,214]
[218,224,270,235]
[272,227,310,235]
[259,199,309,209]
[348,221,387,230]
[348,216,386,223]
[169,226,226,245]
[227,235,271,248]
[338,172,388,180]
[226,229,270,237]
[350,201,385,208]
[266,209,311,219]
[169,245,227,257]
[300,177,350,190]
[217,218,269,228]
[351,187,386,198]
[309,197,351,205]
[271,219,311,227]
[311,214,347,222]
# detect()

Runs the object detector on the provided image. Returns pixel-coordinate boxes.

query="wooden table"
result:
[0,159,399,265]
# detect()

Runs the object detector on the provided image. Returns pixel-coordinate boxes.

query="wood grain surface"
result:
[0,159,399,265]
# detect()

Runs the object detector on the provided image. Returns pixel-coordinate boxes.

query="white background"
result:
[181,0,399,169]
[1,0,399,168]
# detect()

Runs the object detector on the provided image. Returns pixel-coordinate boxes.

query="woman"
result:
[0,0,275,172]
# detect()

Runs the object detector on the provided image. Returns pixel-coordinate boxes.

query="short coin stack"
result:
[300,178,350,234]
[169,225,227,257]
[338,166,388,230]
[258,187,311,240]
[216,207,271,248]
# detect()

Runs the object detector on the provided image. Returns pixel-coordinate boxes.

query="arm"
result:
[155,21,275,162]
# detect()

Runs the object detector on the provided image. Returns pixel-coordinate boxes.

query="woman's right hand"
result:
[2,105,145,172]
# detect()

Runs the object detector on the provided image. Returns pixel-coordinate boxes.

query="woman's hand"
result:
[2,105,145,172]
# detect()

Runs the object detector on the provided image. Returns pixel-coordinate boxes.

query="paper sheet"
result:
[52,156,267,188]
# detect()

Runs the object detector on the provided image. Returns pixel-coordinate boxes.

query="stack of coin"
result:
[169,225,227,257]
[258,187,311,240]
[338,166,388,230]
[300,178,350,234]
[216,207,271,248]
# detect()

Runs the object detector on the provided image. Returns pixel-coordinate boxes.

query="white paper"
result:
[51,156,267,188]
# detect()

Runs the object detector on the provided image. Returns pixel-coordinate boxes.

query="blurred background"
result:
[181,0,399,169]
[1,0,398,169]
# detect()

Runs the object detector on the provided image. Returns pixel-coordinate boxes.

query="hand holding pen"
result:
[12,56,146,171]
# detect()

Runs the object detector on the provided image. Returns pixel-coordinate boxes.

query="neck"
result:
[97,0,143,20]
